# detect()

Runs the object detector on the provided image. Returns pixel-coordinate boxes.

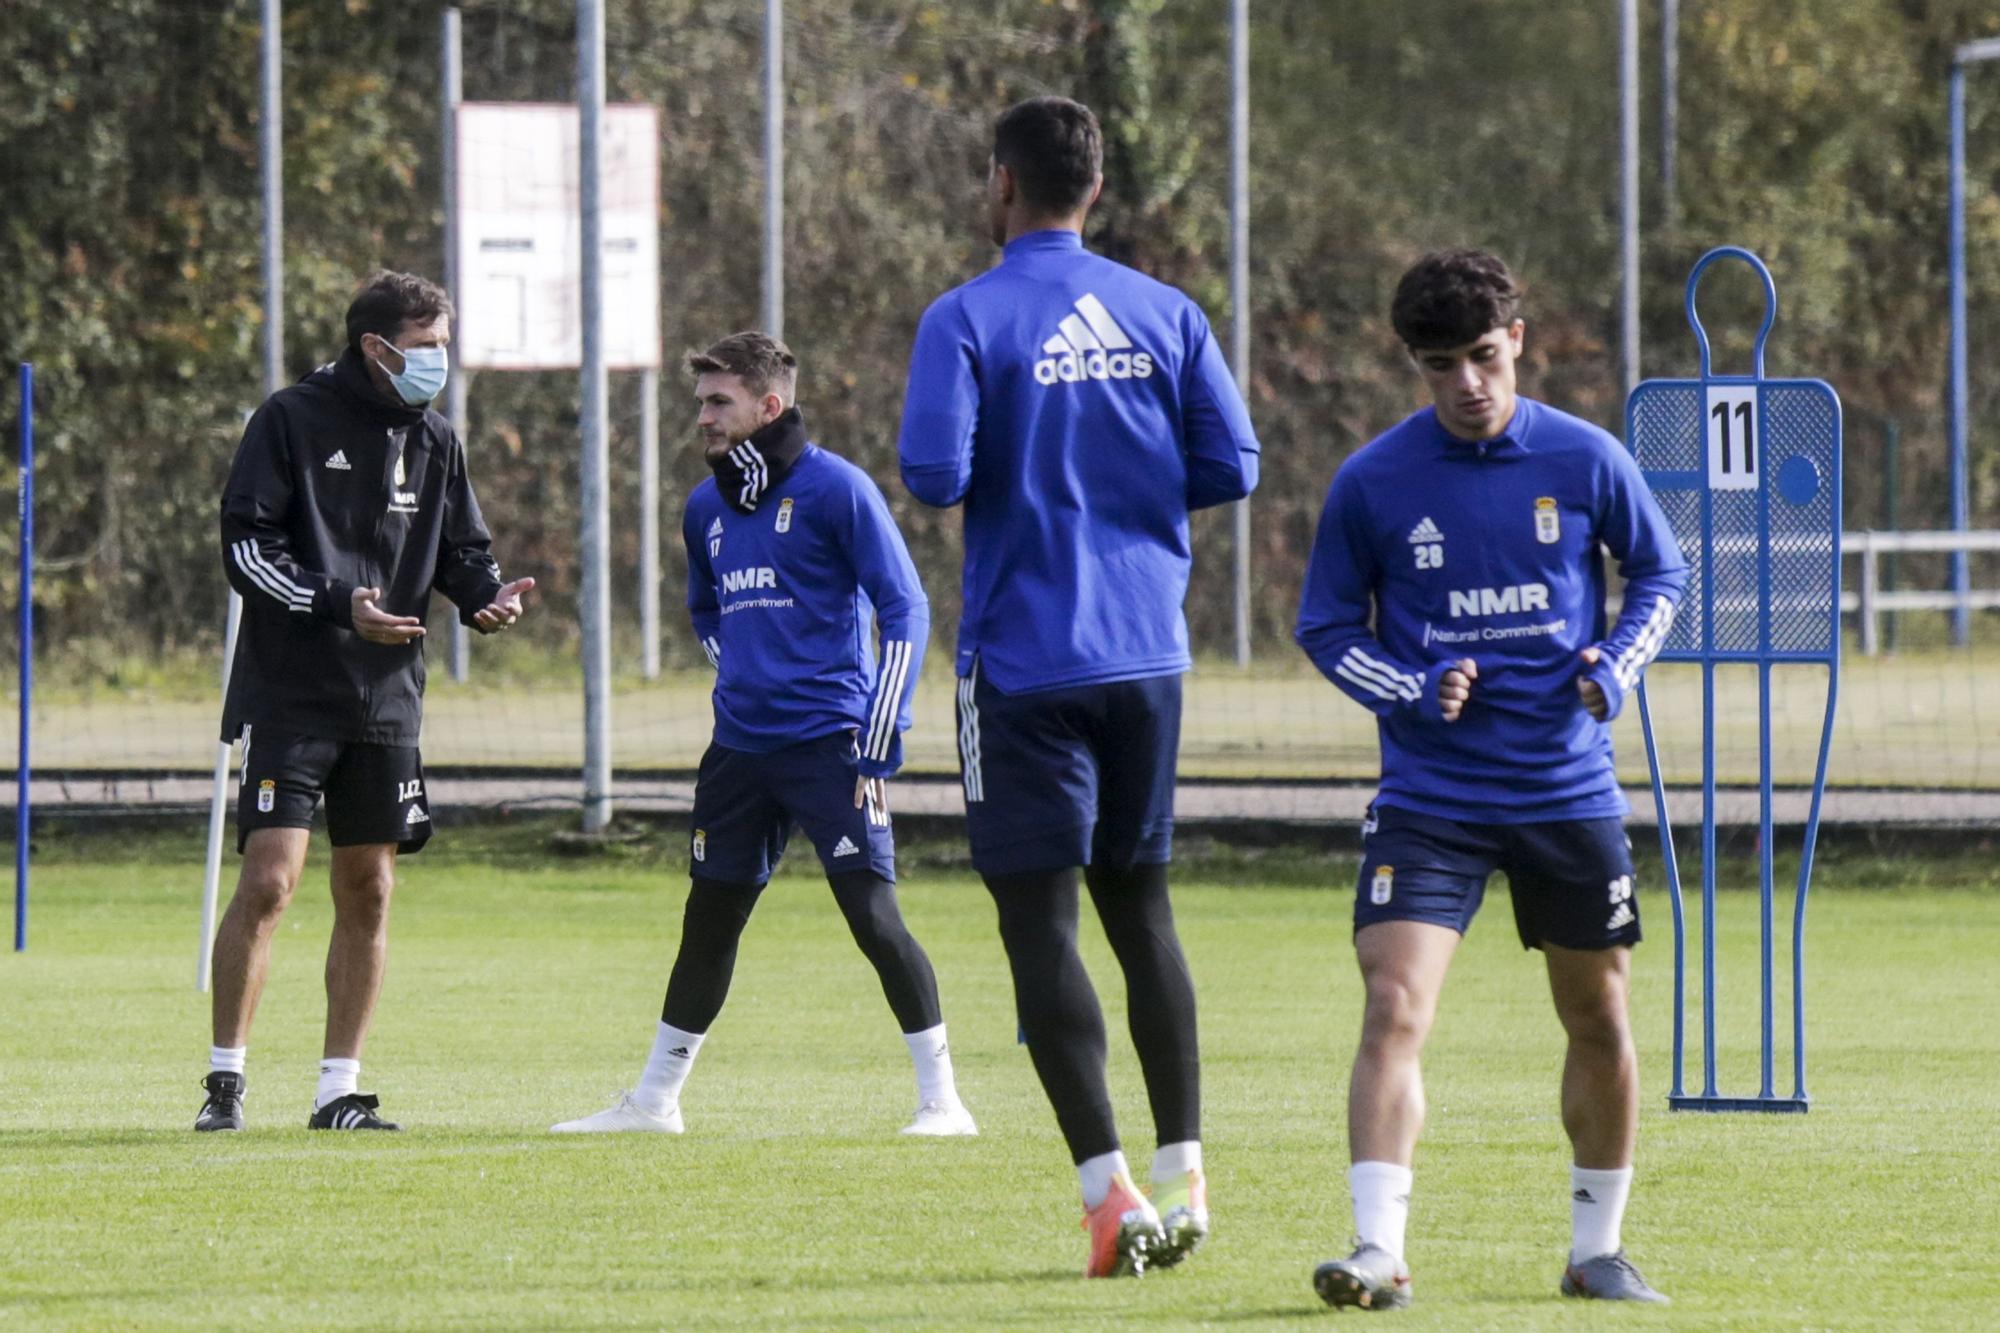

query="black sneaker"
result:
[307,1092,401,1131]
[194,1071,245,1132]
[1313,1242,1413,1311]
[1561,1250,1669,1303]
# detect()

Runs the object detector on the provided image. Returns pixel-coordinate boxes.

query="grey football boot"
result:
[1313,1242,1413,1311]
[1561,1250,1669,1303]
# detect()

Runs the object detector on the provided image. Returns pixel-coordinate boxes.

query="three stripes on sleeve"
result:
[1334,646,1424,706]
[862,638,917,765]
[231,539,315,613]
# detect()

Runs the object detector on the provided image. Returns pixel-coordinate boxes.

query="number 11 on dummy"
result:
[1706,386,1759,490]
[1626,246,1842,1113]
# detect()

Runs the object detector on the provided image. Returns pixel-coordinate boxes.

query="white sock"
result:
[1570,1164,1634,1263]
[634,1022,704,1115]
[209,1046,246,1077]
[902,1023,958,1104]
[315,1058,360,1109]
[1077,1149,1132,1209]
[1350,1160,1414,1260]
[1152,1140,1202,1183]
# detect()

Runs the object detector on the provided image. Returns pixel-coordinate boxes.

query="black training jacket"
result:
[219,348,504,745]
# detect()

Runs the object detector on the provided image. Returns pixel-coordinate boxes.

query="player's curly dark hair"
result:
[345,270,454,351]
[685,331,798,403]
[993,96,1103,215]
[1391,248,1522,350]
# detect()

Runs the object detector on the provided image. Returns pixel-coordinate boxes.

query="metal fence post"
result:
[443,7,470,682]
[1229,0,1251,666]
[1858,530,1879,657]
[577,0,614,832]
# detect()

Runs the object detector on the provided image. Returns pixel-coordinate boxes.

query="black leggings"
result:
[662,872,942,1035]
[986,861,1200,1163]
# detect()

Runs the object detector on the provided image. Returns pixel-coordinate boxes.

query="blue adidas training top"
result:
[1296,397,1690,823]
[897,229,1261,693]
[683,444,928,777]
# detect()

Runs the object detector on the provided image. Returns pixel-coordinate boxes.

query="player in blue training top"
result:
[1297,250,1687,1310]
[554,332,974,1139]
[897,96,1260,1278]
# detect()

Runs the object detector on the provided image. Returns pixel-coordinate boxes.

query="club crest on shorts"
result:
[256,779,276,813]
[1535,496,1561,544]
[707,517,723,558]
[775,497,794,533]
[1370,864,1394,905]
[691,828,707,862]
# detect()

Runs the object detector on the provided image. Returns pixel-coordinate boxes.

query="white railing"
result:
[1842,529,2000,655]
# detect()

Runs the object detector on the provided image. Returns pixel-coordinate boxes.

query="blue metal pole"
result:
[1638,686,1687,1101]
[16,362,32,952]
[1756,385,1776,1101]
[1949,62,1970,645]
[1698,395,1719,1099]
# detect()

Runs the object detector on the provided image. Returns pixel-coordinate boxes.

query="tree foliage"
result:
[5,0,2000,670]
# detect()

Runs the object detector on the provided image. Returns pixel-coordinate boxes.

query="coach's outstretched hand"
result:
[351,586,426,645]
[1439,658,1477,722]
[1577,646,1609,720]
[473,577,537,633]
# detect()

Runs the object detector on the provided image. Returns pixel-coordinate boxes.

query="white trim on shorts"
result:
[956,659,984,803]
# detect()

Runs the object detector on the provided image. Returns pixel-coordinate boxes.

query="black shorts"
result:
[688,732,894,887]
[955,663,1179,876]
[1353,803,1639,951]
[236,726,432,855]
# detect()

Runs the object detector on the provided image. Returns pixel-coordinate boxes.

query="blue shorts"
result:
[955,663,1179,876]
[1354,804,1641,951]
[688,732,895,887]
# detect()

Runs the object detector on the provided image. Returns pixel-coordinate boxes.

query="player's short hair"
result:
[992,96,1103,215]
[345,271,454,351]
[1391,249,1523,350]
[685,331,798,404]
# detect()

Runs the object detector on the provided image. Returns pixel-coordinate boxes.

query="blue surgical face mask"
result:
[371,339,449,406]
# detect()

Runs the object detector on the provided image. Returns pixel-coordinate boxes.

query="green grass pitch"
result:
[3,821,1997,1328]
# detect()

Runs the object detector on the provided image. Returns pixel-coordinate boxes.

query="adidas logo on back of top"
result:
[1408,517,1444,544]
[1034,294,1155,386]
[326,450,353,471]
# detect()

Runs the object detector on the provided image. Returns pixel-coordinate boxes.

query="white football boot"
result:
[551,1091,684,1134]
[900,1098,978,1137]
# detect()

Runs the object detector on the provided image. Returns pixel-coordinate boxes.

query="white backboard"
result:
[455,102,661,370]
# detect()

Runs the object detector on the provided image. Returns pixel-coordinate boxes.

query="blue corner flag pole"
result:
[16,362,33,953]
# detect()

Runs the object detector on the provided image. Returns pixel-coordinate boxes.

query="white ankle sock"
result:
[902,1023,957,1104]
[1077,1150,1132,1209]
[1570,1164,1633,1263]
[1151,1140,1202,1183]
[210,1046,246,1077]
[315,1058,359,1109]
[634,1022,704,1115]
[1350,1160,1414,1260]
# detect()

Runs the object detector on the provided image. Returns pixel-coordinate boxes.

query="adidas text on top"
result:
[1033,294,1156,386]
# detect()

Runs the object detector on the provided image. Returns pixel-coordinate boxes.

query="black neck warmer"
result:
[710,406,808,513]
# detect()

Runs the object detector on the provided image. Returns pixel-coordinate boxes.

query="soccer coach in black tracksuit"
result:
[195,271,533,1134]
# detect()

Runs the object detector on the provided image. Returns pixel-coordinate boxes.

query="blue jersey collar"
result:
[1003,228,1086,259]
[1431,396,1539,455]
